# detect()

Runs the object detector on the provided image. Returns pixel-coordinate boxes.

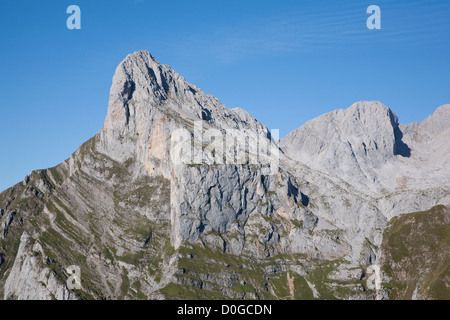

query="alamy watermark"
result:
[170,121,280,175]
[67,5,81,30]
[366,264,381,290]
[66,265,81,289]
[66,5,380,31]
[367,5,381,30]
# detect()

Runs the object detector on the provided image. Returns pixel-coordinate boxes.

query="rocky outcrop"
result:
[3,232,74,300]
[1,210,15,239]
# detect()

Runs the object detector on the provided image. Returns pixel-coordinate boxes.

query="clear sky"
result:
[1,0,449,191]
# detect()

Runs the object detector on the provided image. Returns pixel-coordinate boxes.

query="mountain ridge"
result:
[0,50,448,300]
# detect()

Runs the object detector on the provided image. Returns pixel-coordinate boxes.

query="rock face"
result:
[280,101,450,194]
[0,50,448,300]
[3,232,74,300]
[281,101,402,190]
[281,101,450,221]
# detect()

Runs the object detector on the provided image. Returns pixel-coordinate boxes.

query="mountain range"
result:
[0,50,448,300]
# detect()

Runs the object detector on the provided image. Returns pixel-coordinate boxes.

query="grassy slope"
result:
[381,205,450,299]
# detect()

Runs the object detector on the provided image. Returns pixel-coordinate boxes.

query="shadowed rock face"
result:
[393,125,411,158]
[0,51,448,300]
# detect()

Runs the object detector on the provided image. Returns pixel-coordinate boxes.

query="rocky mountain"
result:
[0,50,448,300]
[280,101,450,195]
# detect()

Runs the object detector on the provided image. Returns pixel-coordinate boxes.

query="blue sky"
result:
[0,0,449,191]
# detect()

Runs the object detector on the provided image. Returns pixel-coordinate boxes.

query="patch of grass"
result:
[291,219,304,229]
[133,280,147,300]
[159,283,225,300]
[292,274,315,300]
[269,272,291,299]
[120,268,130,298]
[187,163,202,167]
[303,259,357,300]
[48,166,65,186]
[116,250,145,266]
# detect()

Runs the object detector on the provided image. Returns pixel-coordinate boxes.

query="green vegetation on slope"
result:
[159,242,362,300]
[381,205,450,300]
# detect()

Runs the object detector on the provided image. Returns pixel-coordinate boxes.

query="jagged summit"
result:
[105,50,268,133]
[104,50,191,131]
[126,50,160,63]
[99,50,272,177]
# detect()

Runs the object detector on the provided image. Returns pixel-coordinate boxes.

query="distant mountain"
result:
[281,101,450,195]
[0,51,448,300]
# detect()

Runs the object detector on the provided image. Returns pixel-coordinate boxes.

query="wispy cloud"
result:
[167,0,450,64]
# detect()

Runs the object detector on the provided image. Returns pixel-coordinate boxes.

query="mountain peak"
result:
[126,50,159,63]
[420,104,450,137]
[103,50,270,134]
[111,50,170,102]
[280,101,406,191]
[116,50,166,83]
[348,100,391,111]
[104,50,187,134]
[98,51,271,175]
[346,101,398,125]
